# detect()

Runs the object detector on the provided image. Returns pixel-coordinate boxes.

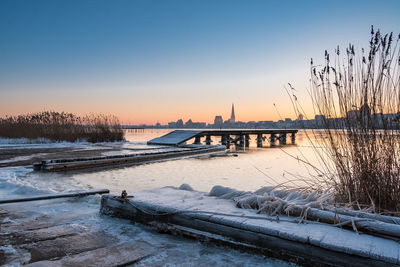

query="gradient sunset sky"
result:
[1,0,400,124]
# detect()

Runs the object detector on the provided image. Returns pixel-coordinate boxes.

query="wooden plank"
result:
[1,211,94,232]
[0,210,37,224]
[24,231,116,263]
[25,241,154,267]
[0,224,87,246]
[0,189,109,204]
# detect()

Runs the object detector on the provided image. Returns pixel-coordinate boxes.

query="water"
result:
[0,129,322,266]
[84,129,324,193]
[0,129,325,198]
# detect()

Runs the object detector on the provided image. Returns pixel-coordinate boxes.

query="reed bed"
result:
[0,111,124,143]
[290,27,400,213]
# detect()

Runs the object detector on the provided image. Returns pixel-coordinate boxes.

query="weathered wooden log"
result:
[100,194,400,266]
[0,189,109,204]
[329,208,400,225]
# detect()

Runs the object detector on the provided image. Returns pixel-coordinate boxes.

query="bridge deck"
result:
[147,130,204,145]
[147,129,298,146]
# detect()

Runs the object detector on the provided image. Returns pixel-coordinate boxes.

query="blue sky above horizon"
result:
[1,0,400,124]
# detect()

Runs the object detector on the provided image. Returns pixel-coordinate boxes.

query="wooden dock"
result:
[101,187,400,266]
[147,129,299,147]
[0,194,154,266]
[33,145,226,171]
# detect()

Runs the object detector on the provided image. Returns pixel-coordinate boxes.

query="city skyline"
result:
[136,101,307,128]
[1,0,400,124]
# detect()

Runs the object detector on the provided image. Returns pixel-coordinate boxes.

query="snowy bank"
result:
[101,186,400,266]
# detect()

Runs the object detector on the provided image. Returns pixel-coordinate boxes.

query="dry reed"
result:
[291,27,400,213]
[0,111,124,143]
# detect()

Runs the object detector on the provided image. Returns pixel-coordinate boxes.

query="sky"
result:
[1,0,400,124]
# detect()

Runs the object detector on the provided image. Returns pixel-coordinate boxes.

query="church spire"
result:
[230,103,235,123]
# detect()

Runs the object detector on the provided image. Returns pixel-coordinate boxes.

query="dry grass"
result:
[290,27,400,213]
[0,111,124,143]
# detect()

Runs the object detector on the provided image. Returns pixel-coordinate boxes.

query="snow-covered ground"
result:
[119,187,400,265]
[0,167,296,266]
[0,137,93,148]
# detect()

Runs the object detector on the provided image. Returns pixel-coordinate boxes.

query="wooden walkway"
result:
[33,145,226,172]
[147,130,203,146]
[0,202,154,266]
[147,129,299,147]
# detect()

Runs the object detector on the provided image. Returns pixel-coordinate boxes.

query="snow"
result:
[126,186,400,264]
[0,165,296,266]
[147,130,203,145]
[0,189,294,266]
[0,137,128,150]
[0,154,48,164]
[0,137,89,147]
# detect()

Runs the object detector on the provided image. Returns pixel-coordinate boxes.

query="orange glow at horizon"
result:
[0,97,316,125]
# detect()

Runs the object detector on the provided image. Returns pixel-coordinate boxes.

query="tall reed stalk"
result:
[292,27,400,212]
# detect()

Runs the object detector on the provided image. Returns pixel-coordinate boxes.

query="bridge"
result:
[147,129,298,148]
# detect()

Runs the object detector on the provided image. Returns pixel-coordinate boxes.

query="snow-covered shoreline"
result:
[101,185,400,265]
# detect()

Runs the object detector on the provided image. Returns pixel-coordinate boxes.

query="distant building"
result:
[360,103,371,118]
[346,110,358,120]
[168,122,177,128]
[185,119,206,128]
[346,104,371,121]
[229,103,236,123]
[296,114,304,121]
[185,119,193,127]
[314,115,326,127]
[176,119,184,127]
[214,115,223,127]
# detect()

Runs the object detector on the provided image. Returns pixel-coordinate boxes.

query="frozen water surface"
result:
[0,129,324,265]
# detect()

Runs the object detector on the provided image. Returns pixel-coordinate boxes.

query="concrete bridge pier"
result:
[226,135,231,148]
[291,133,296,144]
[221,135,227,145]
[238,135,245,148]
[221,135,230,148]
[279,133,287,145]
[205,135,212,145]
[194,136,201,145]
[245,134,250,148]
[270,133,276,147]
[256,134,263,148]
